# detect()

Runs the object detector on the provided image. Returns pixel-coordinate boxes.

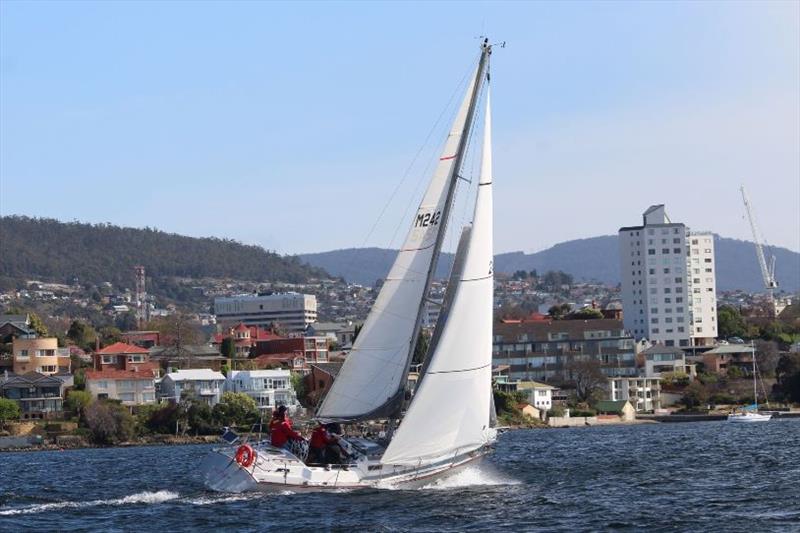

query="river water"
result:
[1,419,799,532]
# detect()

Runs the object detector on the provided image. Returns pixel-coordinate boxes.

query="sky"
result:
[1,1,798,256]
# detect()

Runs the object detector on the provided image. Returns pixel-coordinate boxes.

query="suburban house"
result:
[595,400,636,422]
[160,369,226,406]
[226,369,299,413]
[93,342,158,373]
[701,344,756,375]
[211,323,284,359]
[149,344,227,372]
[253,336,329,369]
[12,336,71,376]
[120,330,161,349]
[640,344,696,378]
[304,362,343,406]
[84,368,157,406]
[253,352,307,371]
[0,371,67,419]
[519,381,555,411]
[0,314,34,344]
[607,376,662,412]
[306,321,360,348]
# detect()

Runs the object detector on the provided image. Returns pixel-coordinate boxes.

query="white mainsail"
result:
[381,89,494,466]
[316,67,485,421]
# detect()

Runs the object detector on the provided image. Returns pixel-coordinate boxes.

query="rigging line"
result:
[426,362,492,375]
[387,55,480,251]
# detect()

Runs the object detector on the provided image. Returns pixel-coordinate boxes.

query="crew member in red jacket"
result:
[308,423,343,464]
[269,405,302,449]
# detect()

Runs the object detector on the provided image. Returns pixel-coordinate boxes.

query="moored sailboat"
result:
[727,342,771,423]
[201,40,499,492]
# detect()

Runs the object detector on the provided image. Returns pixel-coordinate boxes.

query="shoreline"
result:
[0,434,218,454]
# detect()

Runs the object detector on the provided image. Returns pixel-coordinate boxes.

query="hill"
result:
[0,216,327,290]
[300,235,800,293]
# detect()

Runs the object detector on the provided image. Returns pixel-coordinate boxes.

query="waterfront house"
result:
[0,371,67,419]
[640,344,696,378]
[701,345,755,375]
[254,336,329,369]
[606,376,661,412]
[85,368,157,406]
[149,344,226,372]
[0,314,33,344]
[160,369,226,406]
[225,369,299,413]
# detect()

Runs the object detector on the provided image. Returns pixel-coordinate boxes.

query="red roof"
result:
[85,368,155,380]
[97,342,149,355]
[234,323,250,332]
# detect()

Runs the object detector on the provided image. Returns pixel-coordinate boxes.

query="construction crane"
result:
[740,185,778,316]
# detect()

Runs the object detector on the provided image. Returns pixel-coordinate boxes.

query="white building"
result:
[619,205,718,348]
[225,369,299,413]
[640,344,696,378]
[160,369,226,406]
[607,376,662,412]
[214,293,317,332]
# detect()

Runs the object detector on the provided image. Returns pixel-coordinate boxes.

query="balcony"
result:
[198,388,217,396]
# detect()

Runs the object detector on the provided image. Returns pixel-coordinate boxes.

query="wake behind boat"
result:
[201,39,499,492]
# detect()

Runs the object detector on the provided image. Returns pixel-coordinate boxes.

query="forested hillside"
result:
[0,216,327,289]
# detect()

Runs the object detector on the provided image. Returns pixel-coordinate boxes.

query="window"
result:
[673,248,681,254]
[102,355,114,364]
[694,278,701,284]
[664,298,671,303]
[651,318,659,324]
[696,327,703,333]
[677,306,684,313]
[649,269,655,275]
[673,238,681,244]
[674,277,682,283]
[650,288,657,294]
[678,327,685,333]
[39,365,56,373]
[704,258,712,263]
[676,287,683,294]
[691,239,698,245]
[664,288,671,294]
[705,268,713,273]
[665,308,672,313]
[676,297,683,303]
[665,317,673,323]
[648,249,655,255]
[97,380,108,389]
[663,268,670,274]
[693,288,701,294]
[662,248,670,254]
[707,287,714,292]
[119,393,135,403]
[652,328,660,334]
[650,308,658,314]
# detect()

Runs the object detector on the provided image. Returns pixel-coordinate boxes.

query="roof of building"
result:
[85,368,156,380]
[228,369,291,379]
[310,362,343,378]
[704,345,755,355]
[164,368,225,381]
[0,314,29,325]
[149,344,222,358]
[234,323,250,332]
[515,380,555,391]
[494,319,627,342]
[640,344,686,356]
[97,342,150,355]
[0,371,66,388]
[595,400,631,413]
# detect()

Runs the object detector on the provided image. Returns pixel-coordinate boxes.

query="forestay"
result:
[316,68,482,422]
[381,89,494,465]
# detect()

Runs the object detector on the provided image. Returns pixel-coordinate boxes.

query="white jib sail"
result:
[381,89,494,465]
[316,69,481,421]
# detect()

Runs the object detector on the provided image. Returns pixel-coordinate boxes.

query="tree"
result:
[566,308,603,320]
[67,320,97,351]
[290,372,306,404]
[0,398,20,426]
[412,330,431,365]
[352,323,362,343]
[145,314,203,348]
[717,305,747,339]
[28,312,49,337]
[83,401,135,444]
[754,340,780,378]
[220,337,236,359]
[99,326,122,345]
[64,390,92,420]
[566,358,605,403]
[774,353,800,403]
[681,381,710,410]
[548,303,572,320]
[212,392,259,427]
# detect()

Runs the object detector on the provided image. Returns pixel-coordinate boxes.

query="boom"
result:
[740,186,778,315]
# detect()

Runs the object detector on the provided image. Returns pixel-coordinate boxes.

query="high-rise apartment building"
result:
[619,205,717,347]
[214,293,317,333]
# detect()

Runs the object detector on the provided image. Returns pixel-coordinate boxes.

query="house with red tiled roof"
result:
[252,352,306,372]
[93,342,157,373]
[84,368,157,406]
[211,323,284,358]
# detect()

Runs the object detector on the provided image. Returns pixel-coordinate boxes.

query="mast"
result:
[394,39,492,418]
[752,341,757,409]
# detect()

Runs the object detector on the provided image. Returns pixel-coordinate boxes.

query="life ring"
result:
[235,444,256,468]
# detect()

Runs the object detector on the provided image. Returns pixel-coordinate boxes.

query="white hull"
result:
[727,412,772,423]
[200,439,492,493]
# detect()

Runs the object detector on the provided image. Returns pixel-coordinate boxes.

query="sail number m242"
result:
[415,210,442,228]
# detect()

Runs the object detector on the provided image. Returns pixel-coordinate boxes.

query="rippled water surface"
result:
[2,419,799,531]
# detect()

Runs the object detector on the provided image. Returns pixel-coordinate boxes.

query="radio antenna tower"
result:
[134,266,147,328]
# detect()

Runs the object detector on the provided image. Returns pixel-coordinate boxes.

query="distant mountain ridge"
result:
[300,235,800,293]
[0,216,328,290]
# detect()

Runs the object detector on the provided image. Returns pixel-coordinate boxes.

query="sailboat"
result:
[200,40,498,492]
[727,342,771,423]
